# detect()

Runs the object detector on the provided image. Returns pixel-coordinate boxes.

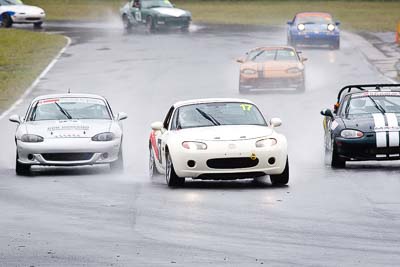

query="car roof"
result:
[251,46,295,51]
[31,93,107,103]
[173,98,255,108]
[295,12,332,17]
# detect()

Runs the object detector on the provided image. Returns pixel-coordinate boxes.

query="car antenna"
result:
[68,88,71,94]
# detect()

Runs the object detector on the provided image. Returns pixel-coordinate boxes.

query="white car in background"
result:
[9,94,127,175]
[149,98,289,187]
[0,0,45,28]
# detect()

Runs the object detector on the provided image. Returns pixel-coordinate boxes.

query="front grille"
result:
[26,17,41,21]
[42,153,94,162]
[207,157,259,169]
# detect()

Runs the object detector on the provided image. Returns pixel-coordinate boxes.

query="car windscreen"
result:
[295,15,333,25]
[0,0,23,5]
[248,48,298,62]
[345,93,400,116]
[172,102,267,129]
[141,0,173,8]
[27,97,111,121]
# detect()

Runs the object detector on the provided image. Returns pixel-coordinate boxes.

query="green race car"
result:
[120,0,191,32]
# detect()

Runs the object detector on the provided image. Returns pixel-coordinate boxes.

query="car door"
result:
[127,0,141,24]
[157,106,175,169]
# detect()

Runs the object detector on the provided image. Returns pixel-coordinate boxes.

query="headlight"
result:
[340,129,364,139]
[297,23,305,31]
[242,69,257,75]
[256,138,277,148]
[327,24,335,31]
[21,134,44,143]
[286,67,302,74]
[182,141,207,150]
[91,132,115,141]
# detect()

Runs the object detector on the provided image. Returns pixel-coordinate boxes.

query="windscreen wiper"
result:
[368,96,386,114]
[195,108,220,126]
[54,102,72,119]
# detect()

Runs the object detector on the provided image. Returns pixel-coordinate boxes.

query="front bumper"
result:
[17,138,121,166]
[170,139,287,179]
[335,135,400,161]
[291,32,339,45]
[240,74,304,89]
[11,14,45,24]
[155,17,191,28]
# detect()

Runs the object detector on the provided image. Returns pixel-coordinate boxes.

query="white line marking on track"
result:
[0,35,72,121]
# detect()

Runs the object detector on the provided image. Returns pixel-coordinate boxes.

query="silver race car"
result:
[9,94,127,175]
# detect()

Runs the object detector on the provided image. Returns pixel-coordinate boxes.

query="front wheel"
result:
[110,147,124,172]
[1,13,13,28]
[270,158,289,186]
[16,153,31,176]
[146,16,155,33]
[297,77,306,92]
[165,153,185,187]
[33,22,43,29]
[331,144,346,168]
[122,14,132,30]
[149,146,158,178]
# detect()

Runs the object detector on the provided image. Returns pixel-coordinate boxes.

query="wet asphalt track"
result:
[0,22,399,266]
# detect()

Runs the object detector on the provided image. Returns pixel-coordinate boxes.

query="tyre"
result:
[333,40,340,50]
[181,24,189,33]
[297,77,306,92]
[331,144,346,168]
[33,21,43,29]
[165,153,185,187]
[239,83,250,94]
[287,36,292,46]
[270,158,289,186]
[110,147,124,172]
[15,153,31,176]
[122,14,132,30]
[149,146,158,178]
[146,16,155,33]
[1,13,13,28]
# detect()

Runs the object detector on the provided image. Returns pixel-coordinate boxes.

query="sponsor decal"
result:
[38,98,105,106]
[354,91,400,98]
[331,120,339,130]
[150,131,159,161]
[48,125,90,131]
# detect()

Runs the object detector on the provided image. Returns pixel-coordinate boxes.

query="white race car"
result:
[0,0,45,28]
[9,94,127,175]
[149,98,289,187]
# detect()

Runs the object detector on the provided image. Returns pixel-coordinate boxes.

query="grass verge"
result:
[25,0,400,32]
[0,30,66,111]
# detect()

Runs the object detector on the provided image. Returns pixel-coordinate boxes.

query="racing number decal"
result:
[240,104,252,111]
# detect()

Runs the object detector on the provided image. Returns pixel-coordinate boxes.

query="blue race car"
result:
[287,12,340,50]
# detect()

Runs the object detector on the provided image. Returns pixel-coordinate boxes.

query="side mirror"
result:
[335,21,341,26]
[9,114,21,124]
[301,57,308,62]
[287,21,293,25]
[117,112,128,121]
[320,109,334,118]
[270,118,282,128]
[236,57,245,64]
[151,121,163,131]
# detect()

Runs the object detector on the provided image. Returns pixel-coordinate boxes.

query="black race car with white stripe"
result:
[321,84,400,168]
